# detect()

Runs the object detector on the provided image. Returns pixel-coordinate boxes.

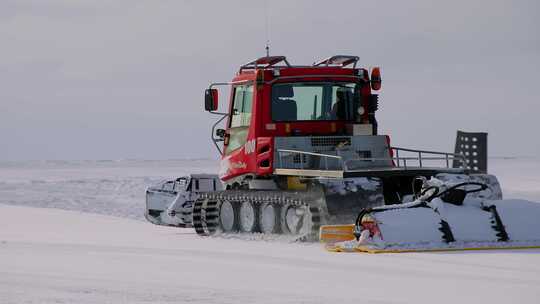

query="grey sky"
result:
[1,0,539,160]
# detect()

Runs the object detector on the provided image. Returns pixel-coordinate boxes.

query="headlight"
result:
[358,106,365,115]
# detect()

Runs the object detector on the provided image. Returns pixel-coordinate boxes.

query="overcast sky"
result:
[1,0,539,161]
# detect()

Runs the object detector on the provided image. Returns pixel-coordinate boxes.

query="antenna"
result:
[264,0,270,57]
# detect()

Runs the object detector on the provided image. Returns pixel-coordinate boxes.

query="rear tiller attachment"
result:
[320,178,540,253]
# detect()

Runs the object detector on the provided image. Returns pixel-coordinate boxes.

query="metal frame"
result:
[239,55,361,73]
[391,146,466,169]
[277,149,343,171]
[275,146,466,176]
[313,55,360,68]
[239,56,291,72]
[266,74,363,84]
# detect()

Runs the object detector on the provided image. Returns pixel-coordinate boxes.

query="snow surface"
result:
[490,157,540,201]
[1,158,540,303]
[2,204,540,304]
[0,159,216,220]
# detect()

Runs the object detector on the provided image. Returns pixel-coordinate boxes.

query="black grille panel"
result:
[293,154,308,164]
[357,150,372,159]
[311,137,351,147]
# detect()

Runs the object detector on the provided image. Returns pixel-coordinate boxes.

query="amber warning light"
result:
[370,67,381,91]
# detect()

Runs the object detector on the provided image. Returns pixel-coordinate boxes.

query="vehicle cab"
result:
[205,56,383,187]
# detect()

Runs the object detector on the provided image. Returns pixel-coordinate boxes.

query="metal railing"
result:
[277,149,343,171]
[391,146,466,169]
[276,147,466,172]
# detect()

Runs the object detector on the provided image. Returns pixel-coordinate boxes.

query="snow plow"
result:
[320,177,540,253]
[145,55,540,251]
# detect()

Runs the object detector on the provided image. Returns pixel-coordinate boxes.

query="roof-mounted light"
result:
[370,67,381,91]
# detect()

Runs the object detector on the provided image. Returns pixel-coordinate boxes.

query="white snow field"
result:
[1,158,540,303]
[0,159,217,220]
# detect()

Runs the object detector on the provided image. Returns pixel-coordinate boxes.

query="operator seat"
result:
[272,85,297,121]
[332,89,351,120]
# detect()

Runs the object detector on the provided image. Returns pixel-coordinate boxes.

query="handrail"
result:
[278,149,342,159]
[276,146,466,172]
[390,146,466,169]
[277,149,343,171]
[390,146,463,157]
[210,113,228,155]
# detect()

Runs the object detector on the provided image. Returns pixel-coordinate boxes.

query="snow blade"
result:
[321,198,540,253]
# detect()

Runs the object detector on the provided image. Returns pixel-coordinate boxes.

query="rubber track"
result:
[192,190,322,242]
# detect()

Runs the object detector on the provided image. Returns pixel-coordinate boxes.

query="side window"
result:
[230,85,253,127]
[226,84,253,155]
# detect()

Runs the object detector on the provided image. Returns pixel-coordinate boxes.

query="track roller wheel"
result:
[239,201,258,232]
[259,202,280,234]
[219,200,237,232]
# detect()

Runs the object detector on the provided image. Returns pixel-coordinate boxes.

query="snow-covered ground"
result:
[489,157,540,202]
[1,158,539,303]
[0,159,217,220]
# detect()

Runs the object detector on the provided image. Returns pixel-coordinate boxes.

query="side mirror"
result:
[205,89,219,111]
[370,67,382,91]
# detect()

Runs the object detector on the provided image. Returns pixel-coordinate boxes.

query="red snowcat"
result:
[146,55,540,252]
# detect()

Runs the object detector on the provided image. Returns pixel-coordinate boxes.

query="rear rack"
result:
[240,56,291,72]
[313,55,359,68]
[391,146,466,169]
[239,55,360,73]
[274,147,466,178]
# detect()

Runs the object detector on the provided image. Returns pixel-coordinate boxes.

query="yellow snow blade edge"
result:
[325,244,540,254]
[320,226,540,253]
[319,224,356,243]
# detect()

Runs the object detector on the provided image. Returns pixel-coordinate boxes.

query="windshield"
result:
[271,82,358,122]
